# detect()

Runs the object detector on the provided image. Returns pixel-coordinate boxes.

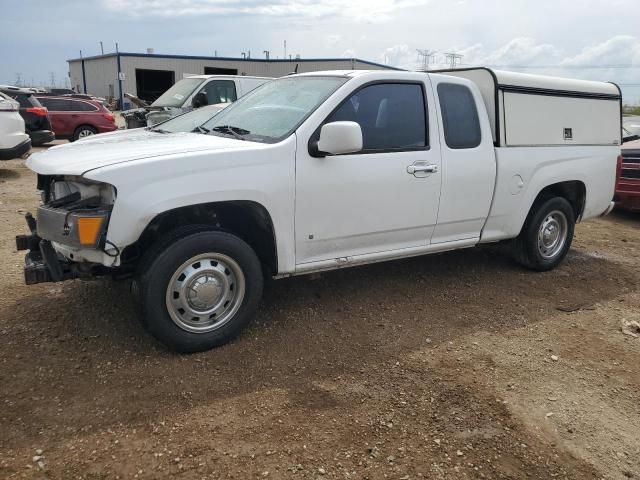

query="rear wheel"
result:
[513,197,575,271]
[139,230,264,352]
[72,125,97,141]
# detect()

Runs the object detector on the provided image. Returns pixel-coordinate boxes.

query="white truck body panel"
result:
[25,69,620,276]
[503,92,620,146]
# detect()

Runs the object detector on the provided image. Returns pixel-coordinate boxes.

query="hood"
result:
[26,130,251,176]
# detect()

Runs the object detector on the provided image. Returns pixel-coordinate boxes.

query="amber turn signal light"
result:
[76,216,105,246]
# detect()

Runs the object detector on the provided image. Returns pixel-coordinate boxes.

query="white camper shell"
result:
[436,68,622,147]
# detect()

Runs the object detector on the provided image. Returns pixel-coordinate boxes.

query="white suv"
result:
[0,92,30,160]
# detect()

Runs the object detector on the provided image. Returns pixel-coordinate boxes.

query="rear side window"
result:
[38,98,72,111]
[69,100,98,111]
[2,92,31,108]
[327,83,427,151]
[437,83,481,149]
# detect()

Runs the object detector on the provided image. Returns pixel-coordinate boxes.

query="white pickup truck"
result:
[17,69,621,352]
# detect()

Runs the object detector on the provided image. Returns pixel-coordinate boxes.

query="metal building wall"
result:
[69,57,118,98]
[120,56,390,88]
[69,54,396,103]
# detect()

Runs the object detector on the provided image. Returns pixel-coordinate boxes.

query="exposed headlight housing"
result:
[35,176,116,250]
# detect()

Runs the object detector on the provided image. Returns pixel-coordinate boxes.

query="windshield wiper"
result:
[150,127,170,134]
[211,125,250,140]
[193,125,210,134]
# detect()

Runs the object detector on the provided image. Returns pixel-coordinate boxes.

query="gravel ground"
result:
[0,147,639,479]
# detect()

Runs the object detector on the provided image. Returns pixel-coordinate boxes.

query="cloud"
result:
[380,36,640,102]
[103,0,429,22]
[561,35,640,67]
[326,34,342,47]
[475,38,560,66]
[380,44,415,69]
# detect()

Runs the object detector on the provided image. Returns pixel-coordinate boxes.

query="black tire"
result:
[138,229,264,353]
[71,125,97,142]
[513,196,575,271]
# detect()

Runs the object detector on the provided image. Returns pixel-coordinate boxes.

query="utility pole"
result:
[416,49,437,71]
[444,52,463,69]
[100,41,104,54]
[284,40,287,60]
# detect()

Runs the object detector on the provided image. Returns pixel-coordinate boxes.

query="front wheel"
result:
[139,230,264,352]
[513,197,576,271]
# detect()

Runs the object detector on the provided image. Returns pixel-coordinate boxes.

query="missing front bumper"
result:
[16,213,98,285]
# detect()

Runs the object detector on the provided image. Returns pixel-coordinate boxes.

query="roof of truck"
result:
[433,67,621,97]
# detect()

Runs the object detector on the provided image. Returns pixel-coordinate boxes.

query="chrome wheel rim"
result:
[537,210,568,259]
[165,253,245,333]
[78,129,94,138]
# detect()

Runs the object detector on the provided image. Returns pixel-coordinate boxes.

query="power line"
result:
[481,64,640,69]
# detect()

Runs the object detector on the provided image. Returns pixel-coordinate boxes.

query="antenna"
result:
[100,41,104,55]
[444,52,463,69]
[416,49,437,71]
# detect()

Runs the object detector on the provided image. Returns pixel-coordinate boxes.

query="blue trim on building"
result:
[80,59,87,93]
[116,52,124,109]
[67,52,404,71]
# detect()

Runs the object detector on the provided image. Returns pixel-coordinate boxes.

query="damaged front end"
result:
[16,174,117,285]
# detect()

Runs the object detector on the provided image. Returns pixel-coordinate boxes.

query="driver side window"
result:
[326,83,428,151]
[198,80,237,105]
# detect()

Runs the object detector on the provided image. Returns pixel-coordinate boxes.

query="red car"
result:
[616,138,640,211]
[35,96,117,141]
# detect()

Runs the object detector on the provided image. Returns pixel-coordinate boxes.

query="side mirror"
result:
[316,121,363,156]
[191,91,208,109]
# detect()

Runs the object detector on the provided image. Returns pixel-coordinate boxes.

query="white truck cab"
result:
[18,69,621,352]
[0,92,31,160]
[143,74,270,126]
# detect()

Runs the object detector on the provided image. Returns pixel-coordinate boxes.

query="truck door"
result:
[429,77,496,243]
[294,81,442,266]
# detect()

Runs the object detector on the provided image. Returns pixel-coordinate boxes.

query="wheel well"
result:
[121,201,278,276]
[532,181,586,221]
[75,124,97,132]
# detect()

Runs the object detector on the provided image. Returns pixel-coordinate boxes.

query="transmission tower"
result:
[416,49,437,71]
[444,52,463,69]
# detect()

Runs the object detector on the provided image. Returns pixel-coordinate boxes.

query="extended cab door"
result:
[294,77,443,266]
[429,77,496,243]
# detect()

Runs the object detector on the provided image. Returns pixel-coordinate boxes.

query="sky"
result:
[1,0,639,103]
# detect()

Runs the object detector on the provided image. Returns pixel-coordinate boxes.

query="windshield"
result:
[150,105,228,133]
[151,78,203,108]
[201,76,349,143]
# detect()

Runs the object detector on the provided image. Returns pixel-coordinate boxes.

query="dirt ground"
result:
[0,147,639,480]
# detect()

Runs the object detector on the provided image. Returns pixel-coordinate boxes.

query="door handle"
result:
[407,163,438,175]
